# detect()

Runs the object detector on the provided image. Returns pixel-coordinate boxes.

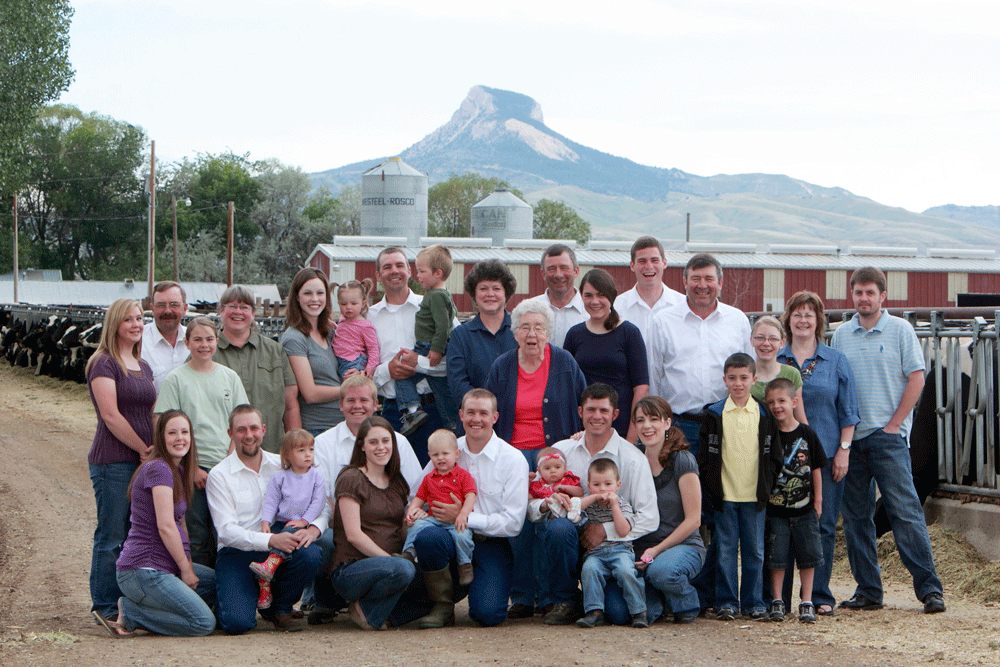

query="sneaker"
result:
[673,610,699,624]
[923,592,946,614]
[838,593,883,611]
[543,602,579,625]
[399,409,429,436]
[798,602,816,624]
[631,611,649,628]
[507,603,534,619]
[576,610,606,628]
[768,599,785,622]
[716,607,736,621]
[745,609,767,621]
[457,563,474,586]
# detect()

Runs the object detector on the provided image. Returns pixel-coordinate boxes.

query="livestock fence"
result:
[4,303,1000,499]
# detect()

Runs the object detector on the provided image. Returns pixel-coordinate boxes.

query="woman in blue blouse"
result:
[563,268,649,442]
[446,260,518,409]
[776,291,860,615]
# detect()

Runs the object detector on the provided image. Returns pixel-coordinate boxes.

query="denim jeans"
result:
[714,501,766,614]
[337,354,367,378]
[509,447,546,607]
[813,462,845,608]
[604,543,705,624]
[185,470,216,568]
[841,429,943,602]
[215,543,321,635]
[381,397,443,467]
[331,556,416,629]
[306,528,345,611]
[394,341,457,430]
[116,564,216,636]
[391,528,514,627]
[89,461,137,618]
[403,517,475,564]
[580,543,645,614]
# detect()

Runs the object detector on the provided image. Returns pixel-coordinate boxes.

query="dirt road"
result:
[0,365,997,666]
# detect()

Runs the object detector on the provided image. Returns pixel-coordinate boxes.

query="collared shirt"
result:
[214,330,297,454]
[140,323,187,391]
[446,312,517,406]
[206,450,332,553]
[533,289,587,348]
[554,431,659,542]
[777,341,860,458]
[420,432,528,538]
[831,310,925,440]
[614,284,684,345]
[647,299,752,414]
[313,421,423,499]
[367,291,434,399]
[720,396,760,502]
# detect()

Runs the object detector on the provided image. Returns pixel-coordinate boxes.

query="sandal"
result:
[92,610,132,637]
[816,604,835,616]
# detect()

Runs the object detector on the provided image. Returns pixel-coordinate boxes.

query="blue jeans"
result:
[381,397,443,467]
[306,528,345,611]
[535,517,580,607]
[89,461,137,618]
[813,462,845,608]
[214,543,321,635]
[841,429,943,602]
[580,543,645,614]
[404,517,475,565]
[331,556,415,630]
[714,501,766,614]
[676,417,702,458]
[392,528,514,627]
[604,543,706,624]
[185,469,216,568]
[116,564,216,636]
[393,341,457,430]
[509,447,546,607]
[337,354,367,378]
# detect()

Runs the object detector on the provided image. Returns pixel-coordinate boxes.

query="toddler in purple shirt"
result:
[249,430,326,609]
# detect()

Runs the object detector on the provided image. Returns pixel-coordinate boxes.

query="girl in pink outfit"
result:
[332,279,380,379]
[527,447,584,523]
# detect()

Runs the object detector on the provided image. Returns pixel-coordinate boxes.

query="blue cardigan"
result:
[486,343,588,448]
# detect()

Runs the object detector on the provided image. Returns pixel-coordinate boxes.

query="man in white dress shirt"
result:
[613,237,684,345]
[140,281,188,390]
[395,388,528,628]
[647,253,752,451]
[538,383,658,625]
[304,373,424,623]
[367,246,447,463]
[207,405,327,634]
[532,243,587,348]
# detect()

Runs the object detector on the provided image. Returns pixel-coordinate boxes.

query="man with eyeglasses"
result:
[141,281,190,390]
[214,285,301,454]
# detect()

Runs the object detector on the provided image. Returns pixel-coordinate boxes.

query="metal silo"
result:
[470,188,533,245]
[361,157,428,245]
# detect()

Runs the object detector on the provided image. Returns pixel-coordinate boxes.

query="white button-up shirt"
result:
[614,285,684,344]
[533,289,587,348]
[419,432,528,538]
[140,323,188,390]
[207,450,331,553]
[313,421,423,499]
[555,431,658,542]
[647,299,752,415]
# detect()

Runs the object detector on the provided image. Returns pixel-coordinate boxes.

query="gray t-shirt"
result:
[280,327,343,432]
[634,450,705,554]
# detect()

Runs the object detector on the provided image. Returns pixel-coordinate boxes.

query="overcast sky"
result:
[60,0,998,213]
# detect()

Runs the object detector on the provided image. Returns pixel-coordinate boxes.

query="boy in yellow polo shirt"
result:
[697,353,782,621]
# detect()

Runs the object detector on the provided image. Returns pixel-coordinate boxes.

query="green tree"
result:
[0,0,75,195]
[427,172,523,237]
[303,184,360,236]
[533,199,591,245]
[17,105,147,279]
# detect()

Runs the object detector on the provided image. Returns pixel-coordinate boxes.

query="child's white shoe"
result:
[566,497,582,523]
[547,498,567,518]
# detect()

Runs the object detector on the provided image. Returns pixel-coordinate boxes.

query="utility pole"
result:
[226,201,234,286]
[171,194,178,280]
[685,212,690,244]
[147,141,156,297]
[12,195,18,304]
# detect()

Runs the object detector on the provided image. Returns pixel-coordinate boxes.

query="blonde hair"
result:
[86,298,143,375]
[334,279,375,317]
[279,429,315,470]
[752,315,785,341]
[417,244,453,280]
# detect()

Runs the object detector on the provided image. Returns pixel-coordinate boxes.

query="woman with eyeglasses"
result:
[485,297,587,622]
[750,315,807,424]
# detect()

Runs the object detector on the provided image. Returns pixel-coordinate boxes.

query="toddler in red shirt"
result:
[402,429,478,584]
[527,447,584,523]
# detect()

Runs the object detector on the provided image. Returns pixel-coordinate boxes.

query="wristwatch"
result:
[839,441,852,451]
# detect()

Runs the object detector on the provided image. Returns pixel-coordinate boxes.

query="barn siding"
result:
[906,272,947,307]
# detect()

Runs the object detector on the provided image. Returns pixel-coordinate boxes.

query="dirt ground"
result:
[1,365,999,667]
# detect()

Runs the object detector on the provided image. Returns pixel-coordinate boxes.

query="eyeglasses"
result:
[752,335,782,344]
[517,324,548,334]
[224,303,254,313]
[152,302,183,311]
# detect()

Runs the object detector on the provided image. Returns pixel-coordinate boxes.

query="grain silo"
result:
[360,157,428,245]
[470,188,533,245]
